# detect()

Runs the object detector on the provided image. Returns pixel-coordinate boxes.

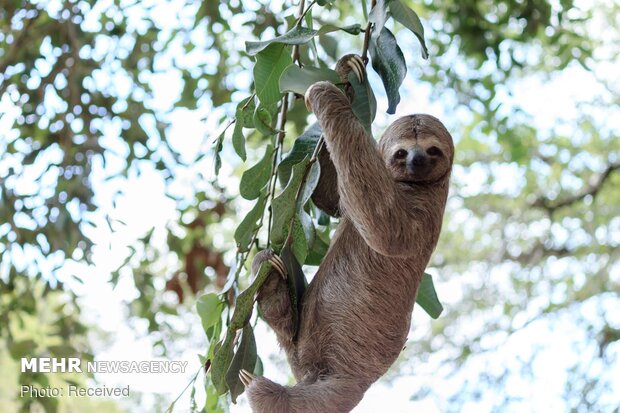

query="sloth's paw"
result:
[252,248,287,280]
[267,253,287,280]
[336,54,365,83]
[239,368,256,387]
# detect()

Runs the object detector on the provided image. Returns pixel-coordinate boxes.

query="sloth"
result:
[239,55,454,413]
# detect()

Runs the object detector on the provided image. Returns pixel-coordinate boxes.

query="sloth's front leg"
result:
[251,249,296,352]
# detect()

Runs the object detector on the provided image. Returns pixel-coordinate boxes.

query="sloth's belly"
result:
[296,221,422,379]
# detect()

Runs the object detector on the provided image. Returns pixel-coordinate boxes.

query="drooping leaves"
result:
[388,0,429,59]
[211,331,235,394]
[279,65,341,95]
[416,273,444,319]
[369,27,407,114]
[234,193,267,252]
[291,212,316,264]
[239,145,274,200]
[196,293,224,332]
[348,71,377,133]
[232,98,256,161]
[253,44,293,104]
[319,24,363,36]
[210,259,278,394]
[306,230,330,266]
[271,157,320,248]
[280,243,307,337]
[213,131,225,176]
[246,24,362,56]
[246,26,318,56]
[279,123,322,187]
[232,121,246,161]
[225,325,257,403]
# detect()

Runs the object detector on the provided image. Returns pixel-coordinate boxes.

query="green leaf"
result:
[348,71,377,133]
[234,193,267,252]
[246,25,361,56]
[232,98,256,161]
[279,123,322,187]
[237,96,256,128]
[369,27,407,114]
[279,65,340,95]
[246,27,318,56]
[254,43,293,104]
[226,325,257,403]
[253,105,278,136]
[239,144,274,200]
[206,317,222,343]
[271,157,319,247]
[196,293,224,332]
[306,230,330,266]
[319,35,339,60]
[415,273,443,319]
[291,158,321,263]
[232,120,246,161]
[318,23,363,36]
[388,0,429,59]
[280,243,307,337]
[291,211,315,264]
[299,161,320,210]
[229,259,276,330]
[211,331,235,394]
[253,356,264,376]
[213,131,225,176]
[204,374,220,411]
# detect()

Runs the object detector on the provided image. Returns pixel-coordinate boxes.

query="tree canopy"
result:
[1,0,619,412]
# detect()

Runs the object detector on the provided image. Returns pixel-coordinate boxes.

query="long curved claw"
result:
[347,55,365,83]
[239,369,256,387]
[268,255,287,280]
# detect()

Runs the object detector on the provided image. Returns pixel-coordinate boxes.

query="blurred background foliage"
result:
[0,0,618,412]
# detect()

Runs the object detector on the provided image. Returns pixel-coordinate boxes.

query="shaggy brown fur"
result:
[245,56,454,413]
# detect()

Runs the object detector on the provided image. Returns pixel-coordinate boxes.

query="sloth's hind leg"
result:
[252,249,296,353]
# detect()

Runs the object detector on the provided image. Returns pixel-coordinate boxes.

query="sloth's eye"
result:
[427,146,443,157]
[394,149,408,159]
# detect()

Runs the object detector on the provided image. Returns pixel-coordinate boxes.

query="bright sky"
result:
[1,0,619,411]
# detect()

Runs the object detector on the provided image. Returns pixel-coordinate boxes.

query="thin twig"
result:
[266,0,311,245]
[295,0,316,28]
[361,0,377,63]
[165,366,202,413]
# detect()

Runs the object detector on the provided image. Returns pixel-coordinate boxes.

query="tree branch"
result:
[531,161,620,212]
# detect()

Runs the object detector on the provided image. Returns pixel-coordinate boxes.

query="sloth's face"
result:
[379,114,454,185]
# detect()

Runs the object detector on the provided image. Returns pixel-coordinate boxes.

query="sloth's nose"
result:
[407,149,428,171]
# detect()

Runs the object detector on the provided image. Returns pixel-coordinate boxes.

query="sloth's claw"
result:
[268,255,287,280]
[347,55,365,83]
[239,369,255,387]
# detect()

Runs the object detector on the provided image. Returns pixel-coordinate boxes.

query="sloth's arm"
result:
[305,82,419,257]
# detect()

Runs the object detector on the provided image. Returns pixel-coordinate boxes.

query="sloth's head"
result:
[379,114,454,185]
